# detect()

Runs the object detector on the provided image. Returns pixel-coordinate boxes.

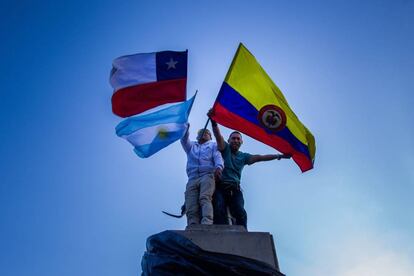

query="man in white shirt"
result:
[181,126,224,225]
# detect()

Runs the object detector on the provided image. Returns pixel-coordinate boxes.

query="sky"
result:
[1,0,413,275]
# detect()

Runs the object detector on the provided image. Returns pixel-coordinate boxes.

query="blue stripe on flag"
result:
[217,82,311,159]
[115,95,195,136]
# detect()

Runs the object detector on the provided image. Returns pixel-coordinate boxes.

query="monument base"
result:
[141,225,285,275]
[174,224,281,271]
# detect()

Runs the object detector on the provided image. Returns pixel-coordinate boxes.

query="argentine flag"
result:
[115,95,195,158]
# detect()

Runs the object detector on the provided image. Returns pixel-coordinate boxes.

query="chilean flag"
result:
[110,50,187,118]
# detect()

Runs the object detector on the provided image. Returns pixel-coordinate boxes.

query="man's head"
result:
[197,128,212,144]
[228,131,243,152]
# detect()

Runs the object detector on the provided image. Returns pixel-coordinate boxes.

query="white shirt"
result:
[181,131,224,180]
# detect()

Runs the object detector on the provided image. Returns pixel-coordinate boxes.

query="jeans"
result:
[213,185,247,229]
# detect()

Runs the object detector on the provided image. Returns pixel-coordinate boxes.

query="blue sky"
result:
[1,0,413,275]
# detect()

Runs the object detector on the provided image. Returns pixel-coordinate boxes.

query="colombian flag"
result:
[211,43,315,172]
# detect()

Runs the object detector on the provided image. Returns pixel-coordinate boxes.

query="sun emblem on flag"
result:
[157,127,170,139]
[258,105,287,132]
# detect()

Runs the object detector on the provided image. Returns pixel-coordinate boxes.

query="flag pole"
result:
[200,118,211,138]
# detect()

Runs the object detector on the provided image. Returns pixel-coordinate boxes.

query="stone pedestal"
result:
[173,224,282,273]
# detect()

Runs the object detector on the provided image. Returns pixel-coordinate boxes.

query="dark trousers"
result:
[213,185,247,229]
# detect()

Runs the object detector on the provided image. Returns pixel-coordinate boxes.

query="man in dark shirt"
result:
[208,111,290,229]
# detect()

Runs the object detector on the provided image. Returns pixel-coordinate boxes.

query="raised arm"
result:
[180,123,191,153]
[207,109,225,151]
[247,154,291,165]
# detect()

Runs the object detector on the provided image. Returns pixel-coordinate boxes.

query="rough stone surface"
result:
[173,224,281,271]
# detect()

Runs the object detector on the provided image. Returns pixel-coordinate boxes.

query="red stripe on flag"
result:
[212,102,313,172]
[112,79,186,118]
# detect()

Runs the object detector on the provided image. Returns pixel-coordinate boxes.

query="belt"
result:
[218,181,240,191]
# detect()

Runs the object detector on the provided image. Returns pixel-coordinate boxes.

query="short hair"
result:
[197,129,212,141]
[229,131,242,138]
[198,129,211,136]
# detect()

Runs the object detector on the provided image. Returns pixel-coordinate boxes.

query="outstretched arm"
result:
[247,153,291,165]
[207,109,225,151]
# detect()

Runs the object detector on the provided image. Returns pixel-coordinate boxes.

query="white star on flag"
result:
[166,58,178,69]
